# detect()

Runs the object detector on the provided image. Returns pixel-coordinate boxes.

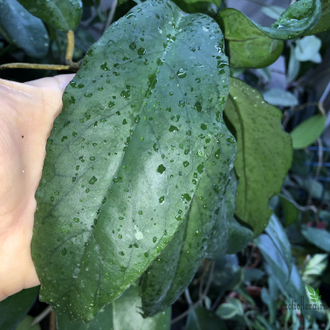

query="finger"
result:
[25,73,75,93]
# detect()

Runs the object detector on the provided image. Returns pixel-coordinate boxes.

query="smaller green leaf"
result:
[0,286,39,330]
[262,88,298,107]
[316,288,319,295]
[291,114,326,149]
[255,234,310,315]
[219,0,322,45]
[186,307,228,330]
[216,298,244,320]
[0,0,49,58]
[224,78,293,236]
[216,9,283,68]
[226,217,254,254]
[265,214,293,278]
[295,36,322,63]
[258,0,322,39]
[256,67,272,83]
[287,44,301,84]
[16,316,41,330]
[306,286,315,296]
[279,195,299,226]
[311,299,317,302]
[17,0,83,32]
[302,254,328,285]
[212,255,242,292]
[260,277,278,324]
[307,0,330,34]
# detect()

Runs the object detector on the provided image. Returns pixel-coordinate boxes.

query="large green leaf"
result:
[32,0,230,323]
[57,283,170,329]
[0,286,39,330]
[186,307,228,330]
[140,126,236,317]
[224,78,293,236]
[17,0,82,32]
[0,0,49,58]
[307,0,330,34]
[216,9,284,68]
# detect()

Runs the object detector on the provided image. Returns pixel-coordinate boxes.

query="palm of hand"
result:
[0,74,74,300]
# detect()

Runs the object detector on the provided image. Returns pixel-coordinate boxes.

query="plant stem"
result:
[104,0,118,32]
[171,261,215,324]
[307,138,323,208]
[31,305,52,326]
[0,63,72,71]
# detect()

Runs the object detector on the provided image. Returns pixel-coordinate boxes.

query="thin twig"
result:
[185,288,193,306]
[31,305,52,326]
[307,138,323,207]
[282,102,325,129]
[298,68,330,88]
[104,0,118,32]
[281,187,318,213]
[319,80,330,104]
[211,292,224,311]
[0,63,73,71]
[171,261,215,325]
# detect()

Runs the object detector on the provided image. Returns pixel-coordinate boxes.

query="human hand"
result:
[0,74,75,301]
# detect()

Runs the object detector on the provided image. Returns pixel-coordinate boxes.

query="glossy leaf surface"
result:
[307,0,330,34]
[256,0,322,39]
[57,283,170,329]
[290,114,326,149]
[224,78,293,236]
[17,0,83,32]
[0,286,39,330]
[32,0,230,322]
[217,9,283,68]
[141,127,236,317]
[0,0,49,58]
[219,0,321,46]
